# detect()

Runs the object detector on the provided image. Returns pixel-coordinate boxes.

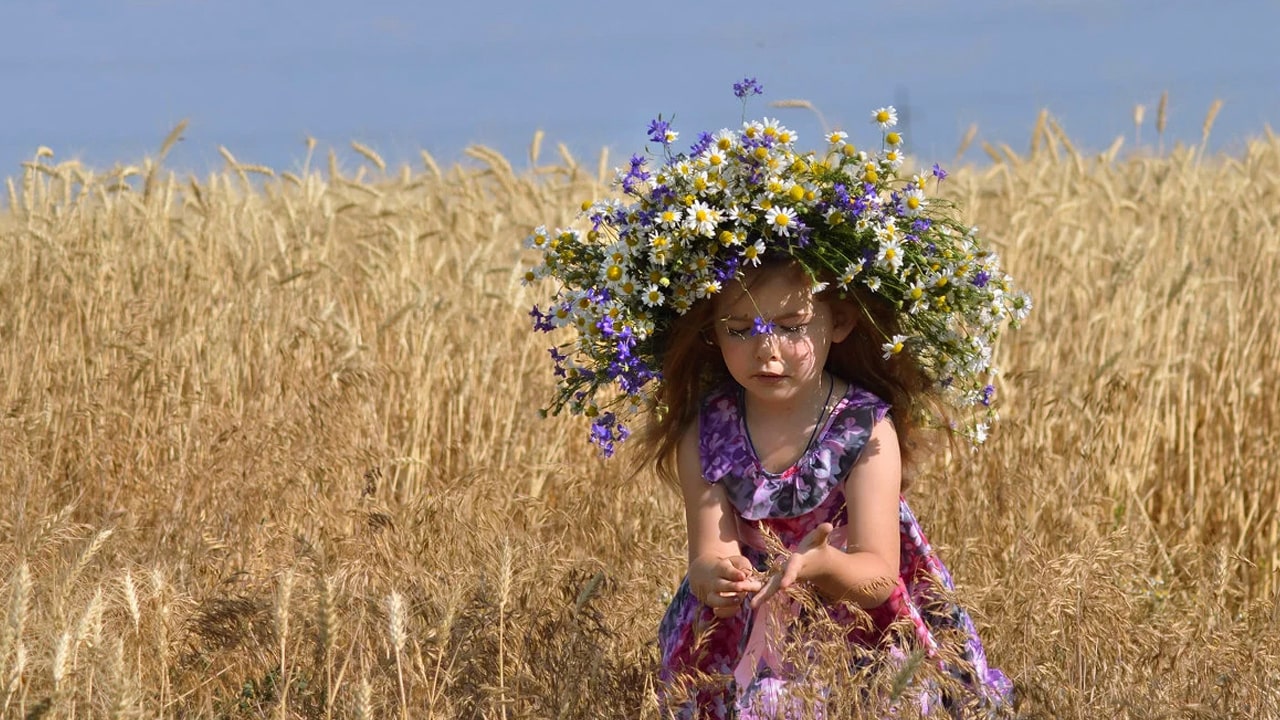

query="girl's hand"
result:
[749,522,834,609]
[689,554,763,618]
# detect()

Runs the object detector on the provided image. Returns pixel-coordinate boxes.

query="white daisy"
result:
[878,237,904,271]
[902,188,926,216]
[871,106,898,129]
[764,206,797,236]
[657,208,682,227]
[641,284,665,307]
[742,239,766,266]
[684,201,720,236]
[881,334,908,360]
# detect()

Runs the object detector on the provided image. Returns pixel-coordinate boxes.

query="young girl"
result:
[648,258,1014,717]
[526,79,1029,717]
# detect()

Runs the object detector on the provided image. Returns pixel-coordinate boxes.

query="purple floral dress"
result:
[657,383,1013,718]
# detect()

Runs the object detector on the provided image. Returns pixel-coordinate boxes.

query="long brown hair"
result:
[635,261,944,488]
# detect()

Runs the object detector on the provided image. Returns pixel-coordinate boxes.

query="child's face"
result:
[711,264,854,407]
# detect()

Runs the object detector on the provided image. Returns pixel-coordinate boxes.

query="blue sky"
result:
[2,1,1277,178]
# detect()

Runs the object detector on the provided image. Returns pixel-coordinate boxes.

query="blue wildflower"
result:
[689,131,714,155]
[733,77,764,99]
[751,317,776,336]
[529,306,554,333]
[648,117,675,145]
[973,270,990,288]
[932,163,948,181]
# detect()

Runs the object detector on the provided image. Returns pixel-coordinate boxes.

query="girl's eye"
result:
[779,324,807,335]
[725,326,751,339]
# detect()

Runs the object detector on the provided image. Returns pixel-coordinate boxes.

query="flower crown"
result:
[525,78,1031,455]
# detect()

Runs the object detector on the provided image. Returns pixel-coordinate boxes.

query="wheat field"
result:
[1,111,1278,718]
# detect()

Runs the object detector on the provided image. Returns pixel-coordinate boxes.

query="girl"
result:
[526,79,1028,717]
[647,258,1014,717]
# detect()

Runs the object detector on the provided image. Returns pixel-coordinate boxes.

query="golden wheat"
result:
[0,110,1278,717]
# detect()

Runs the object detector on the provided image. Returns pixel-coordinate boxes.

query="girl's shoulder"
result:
[696,380,889,431]
[695,380,889,487]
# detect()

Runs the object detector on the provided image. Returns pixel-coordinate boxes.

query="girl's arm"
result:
[751,416,902,609]
[677,422,763,617]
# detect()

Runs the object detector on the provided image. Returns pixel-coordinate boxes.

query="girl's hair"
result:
[636,260,942,488]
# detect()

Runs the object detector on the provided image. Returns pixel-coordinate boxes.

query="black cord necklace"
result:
[742,373,835,467]
[803,373,835,451]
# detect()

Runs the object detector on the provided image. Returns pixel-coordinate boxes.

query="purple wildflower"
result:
[621,153,651,194]
[932,163,948,181]
[647,117,674,145]
[751,317,776,336]
[733,77,764,99]
[590,412,626,457]
[548,347,568,377]
[714,256,741,283]
[529,306,554,332]
[972,270,990,288]
[980,384,996,406]
[689,131,714,155]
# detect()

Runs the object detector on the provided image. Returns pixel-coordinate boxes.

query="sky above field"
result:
[2,0,1278,178]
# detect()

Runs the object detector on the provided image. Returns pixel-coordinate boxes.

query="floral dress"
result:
[657,383,1013,718]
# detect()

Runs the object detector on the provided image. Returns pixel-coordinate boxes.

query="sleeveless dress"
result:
[657,383,1013,718]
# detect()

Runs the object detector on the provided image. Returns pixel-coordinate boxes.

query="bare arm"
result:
[677,422,763,617]
[752,416,902,609]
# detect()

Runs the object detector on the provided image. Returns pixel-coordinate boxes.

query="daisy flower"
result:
[902,188,927,216]
[871,106,898,129]
[712,129,736,151]
[685,201,720,236]
[877,238,904,270]
[742,239,766,266]
[641,284,665,307]
[838,262,861,287]
[882,334,908,359]
[765,206,797,236]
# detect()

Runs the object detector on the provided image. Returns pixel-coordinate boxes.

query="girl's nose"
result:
[753,332,779,360]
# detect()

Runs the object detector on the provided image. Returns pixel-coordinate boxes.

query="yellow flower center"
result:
[886,132,901,146]
[906,196,921,210]
[774,213,790,227]
[876,110,891,124]
[754,146,769,160]
[788,185,805,202]
[606,265,623,282]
